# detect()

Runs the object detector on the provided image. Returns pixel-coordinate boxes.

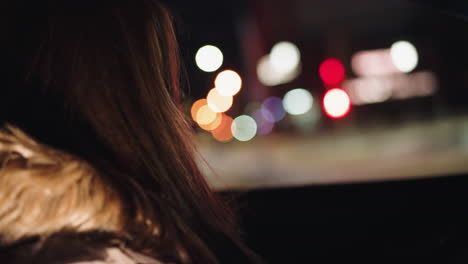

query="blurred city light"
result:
[270,41,301,75]
[344,77,392,105]
[390,41,418,73]
[196,105,218,125]
[199,112,222,131]
[344,71,437,105]
[257,55,279,86]
[253,109,274,135]
[319,58,345,86]
[323,88,351,119]
[191,99,208,121]
[351,49,400,77]
[261,96,286,122]
[211,114,234,142]
[207,88,233,113]
[214,70,242,96]
[257,55,301,86]
[195,45,223,72]
[232,115,258,142]
[283,88,314,115]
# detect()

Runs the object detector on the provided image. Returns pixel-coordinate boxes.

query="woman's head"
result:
[0,0,259,263]
[0,0,184,162]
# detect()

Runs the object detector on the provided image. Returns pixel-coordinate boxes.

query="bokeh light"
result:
[351,49,399,77]
[207,88,233,113]
[270,41,301,74]
[257,55,301,87]
[261,96,286,122]
[196,105,218,125]
[344,77,392,105]
[214,70,242,96]
[195,45,223,72]
[211,115,234,142]
[257,55,284,86]
[191,99,208,121]
[344,71,437,105]
[283,88,314,115]
[390,41,418,73]
[199,112,222,131]
[256,55,280,86]
[252,109,274,135]
[232,115,257,142]
[323,88,351,119]
[319,58,345,85]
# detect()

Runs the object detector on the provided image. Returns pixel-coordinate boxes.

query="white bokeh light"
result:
[270,41,301,75]
[195,45,224,72]
[390,41,418,73]
[232,115,257,142]
[282,88,313,115]
[257,55,282,86]
[214,70,242,96]
[257,55,301,86]
[323,88,351,118]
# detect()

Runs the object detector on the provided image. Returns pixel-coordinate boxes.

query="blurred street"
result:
[199,115,468,190]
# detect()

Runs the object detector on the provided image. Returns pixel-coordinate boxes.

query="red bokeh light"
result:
[319,58,345,86]
[323,88,351,119]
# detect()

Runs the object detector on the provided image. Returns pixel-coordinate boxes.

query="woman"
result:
[0,0,260,263]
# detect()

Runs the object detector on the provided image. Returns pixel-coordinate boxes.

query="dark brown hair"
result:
[0,0,259,263]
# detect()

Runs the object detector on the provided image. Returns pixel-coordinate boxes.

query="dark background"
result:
[236,175,468,263]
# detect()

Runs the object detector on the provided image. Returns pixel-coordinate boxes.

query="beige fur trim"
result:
[0,125,124,243]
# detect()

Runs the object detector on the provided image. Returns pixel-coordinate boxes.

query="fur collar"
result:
[0,126,162,263]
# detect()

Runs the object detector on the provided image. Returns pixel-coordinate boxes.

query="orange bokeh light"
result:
[191,99,208,121]
[211,114,234,142]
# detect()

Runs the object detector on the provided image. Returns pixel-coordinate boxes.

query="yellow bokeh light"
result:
[199,112,223,131]
[214,70,242,96]
[196,105,217,125]
[207,88,233,113]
